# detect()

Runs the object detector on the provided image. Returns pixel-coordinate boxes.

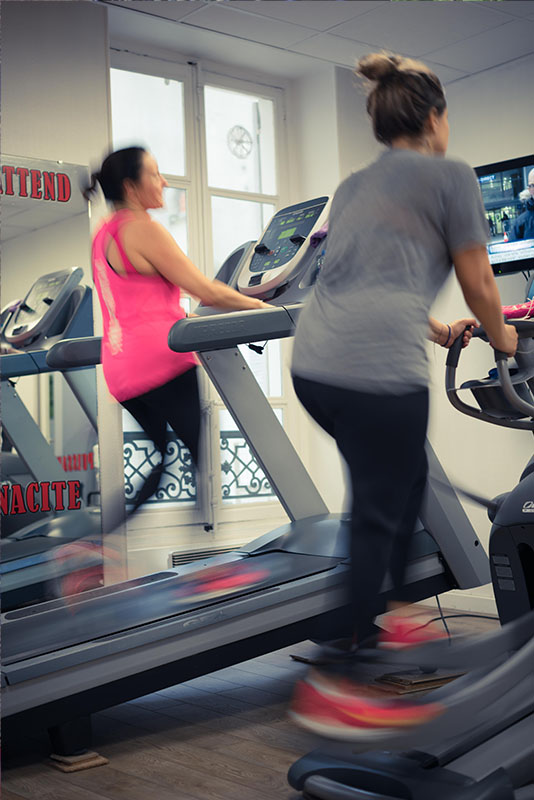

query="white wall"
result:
[287,66,341,201]
[1,2,110,164]
[335,66,382,179]
[446,53,534,167]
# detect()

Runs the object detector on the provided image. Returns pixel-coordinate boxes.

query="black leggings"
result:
[121,367,201,512]
[293,375,429,644]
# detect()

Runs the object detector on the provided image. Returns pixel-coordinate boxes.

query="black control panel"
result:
[249,198,327,274]
[3,268,84,347]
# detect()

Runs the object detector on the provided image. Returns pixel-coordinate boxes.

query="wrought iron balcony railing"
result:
[122,429,275,506]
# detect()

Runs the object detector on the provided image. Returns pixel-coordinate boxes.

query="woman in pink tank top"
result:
[84,147,267,511]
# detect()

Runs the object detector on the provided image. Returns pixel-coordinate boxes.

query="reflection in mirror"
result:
[0,154,106,610]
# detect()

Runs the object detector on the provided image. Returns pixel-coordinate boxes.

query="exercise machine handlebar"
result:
[46,336,102,369]
[46,303,306,370]
[168,303,303,353]
[445,319,534,430]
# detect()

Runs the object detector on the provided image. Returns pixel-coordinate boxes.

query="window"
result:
[204,86,276,195]
[109,58,288,535]
[211,196,274,274]
[203,80,284,512]
[151,187,188,254]
[110,70,186,175]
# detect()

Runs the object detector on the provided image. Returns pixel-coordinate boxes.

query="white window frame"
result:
[109,51,296,536]
[197,67,293,529]
[198,68,288,275]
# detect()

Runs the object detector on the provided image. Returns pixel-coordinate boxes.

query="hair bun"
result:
[357,53,400,83]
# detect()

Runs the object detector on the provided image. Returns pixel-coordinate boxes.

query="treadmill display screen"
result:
[15,275,66,325]
[278,227,297,240]
[249,200,326,273]
[475,155,534,276]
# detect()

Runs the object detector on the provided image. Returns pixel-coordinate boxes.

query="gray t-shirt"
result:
[292,149,489,394]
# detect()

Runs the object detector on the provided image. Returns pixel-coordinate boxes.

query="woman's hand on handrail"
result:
[489,324,518,358]
[428,316,477,348]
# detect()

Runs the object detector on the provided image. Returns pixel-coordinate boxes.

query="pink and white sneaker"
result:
[378,614,448,650]
[289,670,444,741]
[173,563,270,604]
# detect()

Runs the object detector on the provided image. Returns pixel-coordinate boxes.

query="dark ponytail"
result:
[82,171,102,201]
[82,146,146,203]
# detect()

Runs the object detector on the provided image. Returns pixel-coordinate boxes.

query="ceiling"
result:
[2,196,88,244]
[103,0,534,84]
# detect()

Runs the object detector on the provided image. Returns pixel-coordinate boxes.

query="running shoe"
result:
[290,670,444,741]
[378,613,448,650]
[54,540,122,600]
[174,563,270,604]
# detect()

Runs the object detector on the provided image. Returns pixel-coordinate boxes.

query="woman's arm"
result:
[428,317,450,346]
[126,219,269,311]
[453,245,517,356]
[428,316,476,348]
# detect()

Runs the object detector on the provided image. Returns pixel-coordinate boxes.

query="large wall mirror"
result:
[2,155,91,302]
[1,155,99,584]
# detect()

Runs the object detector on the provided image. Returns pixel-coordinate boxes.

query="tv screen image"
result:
[475,155,534,276]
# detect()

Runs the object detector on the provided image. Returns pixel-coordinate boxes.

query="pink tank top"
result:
[92,210,197,402]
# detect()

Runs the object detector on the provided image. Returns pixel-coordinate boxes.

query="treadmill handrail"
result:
[445,320,534,431]
[168,303,303,353]
[46,336,102,369]
[44,305,305,368]
[0,351,50,379]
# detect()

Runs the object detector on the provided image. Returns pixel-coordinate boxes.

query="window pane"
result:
[122,410,196,507]
[205,86,276,194]
[110,69,185,176]
[150,187,188,254]
[212,196,274,274]
[219,409,282,504]
[149,187,190,314]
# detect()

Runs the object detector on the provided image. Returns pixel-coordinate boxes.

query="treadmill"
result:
[1,268,101,610]
[1,198,489,755]
[287,321,534,800]
[1,266,96,512]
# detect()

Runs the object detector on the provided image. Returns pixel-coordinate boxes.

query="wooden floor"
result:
[2,611,500,800]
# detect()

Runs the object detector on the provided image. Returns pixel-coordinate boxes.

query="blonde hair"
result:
[356,53,446,145]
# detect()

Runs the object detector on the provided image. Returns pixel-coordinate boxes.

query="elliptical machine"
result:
[447,320,534,627]
[288,318,534,800]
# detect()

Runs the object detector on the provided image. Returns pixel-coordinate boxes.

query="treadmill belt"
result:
[2,551,340,664]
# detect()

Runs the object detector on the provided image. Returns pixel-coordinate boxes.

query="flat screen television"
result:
[474,154,534,276]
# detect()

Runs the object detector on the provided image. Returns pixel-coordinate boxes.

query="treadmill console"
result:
[3,268,84,348]
[237,196,330,297]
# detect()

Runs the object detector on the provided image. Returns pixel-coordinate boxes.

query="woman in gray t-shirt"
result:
[290,52,517,741]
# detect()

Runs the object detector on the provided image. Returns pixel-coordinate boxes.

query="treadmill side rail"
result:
[199,346,328,522]
[422,442,491,589]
